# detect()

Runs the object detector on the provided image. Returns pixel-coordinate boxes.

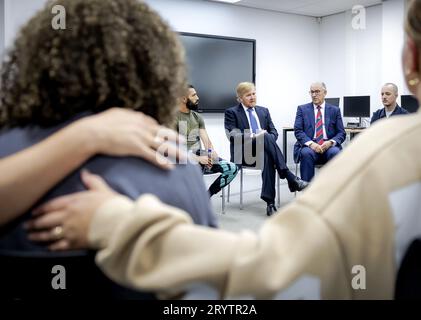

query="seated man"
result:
[224,82,307,217]
[294,82,346,182]
[176,85,238,197]
[371,83,409,124]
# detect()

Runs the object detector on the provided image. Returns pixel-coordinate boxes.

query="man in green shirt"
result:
[176,85,238,197]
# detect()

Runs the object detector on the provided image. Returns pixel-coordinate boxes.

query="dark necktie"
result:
[315,106,324,145]
[247,108,259,134]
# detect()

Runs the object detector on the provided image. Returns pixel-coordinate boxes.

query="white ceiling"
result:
[204,0,384,18]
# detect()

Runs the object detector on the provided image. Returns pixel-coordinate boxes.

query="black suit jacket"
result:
[224,104,278,165]
[370,105,409,124]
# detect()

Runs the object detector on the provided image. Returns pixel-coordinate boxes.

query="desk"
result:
[282,127,366,164]
[345,127,365,139]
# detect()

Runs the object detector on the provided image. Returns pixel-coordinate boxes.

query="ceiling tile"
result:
[203,0,383,17]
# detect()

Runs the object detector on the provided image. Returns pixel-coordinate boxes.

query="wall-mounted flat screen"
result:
[180,32,256,113]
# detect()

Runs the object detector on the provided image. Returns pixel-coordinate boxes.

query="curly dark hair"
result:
[0,0,187,128]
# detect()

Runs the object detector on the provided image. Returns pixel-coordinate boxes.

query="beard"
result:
[186,99,199,111]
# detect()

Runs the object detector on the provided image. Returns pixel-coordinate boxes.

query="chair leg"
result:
[240,167,243,210]
[227,184,230,203]
[221,187,225,214]
[294,163,298,198]
[276,172,281,208]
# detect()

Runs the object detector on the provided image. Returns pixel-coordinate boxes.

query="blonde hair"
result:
[236,82,255,98]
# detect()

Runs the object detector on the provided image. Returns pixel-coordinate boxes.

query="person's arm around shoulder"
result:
[27,171,343,299]
[0,108,182,226]
[26,171,239,298]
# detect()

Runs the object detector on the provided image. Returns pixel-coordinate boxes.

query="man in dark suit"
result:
[294,82,346,182]
[225,82,308,217]
[371,83,409,124]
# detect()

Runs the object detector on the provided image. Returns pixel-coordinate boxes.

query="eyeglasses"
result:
[309,90,322,95]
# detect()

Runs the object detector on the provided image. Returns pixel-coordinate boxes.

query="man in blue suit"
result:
[294,82,346,182]
[225,82,308,216]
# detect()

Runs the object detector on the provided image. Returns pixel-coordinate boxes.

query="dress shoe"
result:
[266,203,277,217]
[288,177,309,192]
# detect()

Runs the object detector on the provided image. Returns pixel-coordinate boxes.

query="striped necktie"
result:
[315,106,324,145]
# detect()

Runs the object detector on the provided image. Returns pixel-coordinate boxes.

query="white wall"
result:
[3,0,45,50]
[0,0,4,59]
[0,0,409,162]
[381,0,406,94]
[320,0,407,127]
[0,0,319,161]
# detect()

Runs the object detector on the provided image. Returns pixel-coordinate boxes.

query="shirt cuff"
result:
[329,139,336,146]
[305,141,313,147]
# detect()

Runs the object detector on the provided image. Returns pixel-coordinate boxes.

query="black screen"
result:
[325,97,340,107]
[179,32,256,113]
[343,96,370,117]
[401,95,419,113]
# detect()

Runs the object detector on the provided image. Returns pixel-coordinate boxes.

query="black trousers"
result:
[262,134,288,203]
[245,134,288,204]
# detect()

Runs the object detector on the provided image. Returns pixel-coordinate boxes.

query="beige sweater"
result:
[89,112,421,299]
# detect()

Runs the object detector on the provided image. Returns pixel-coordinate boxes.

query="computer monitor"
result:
[343,95,370,118]
[401,95,419,113]
[325,97,340,107]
